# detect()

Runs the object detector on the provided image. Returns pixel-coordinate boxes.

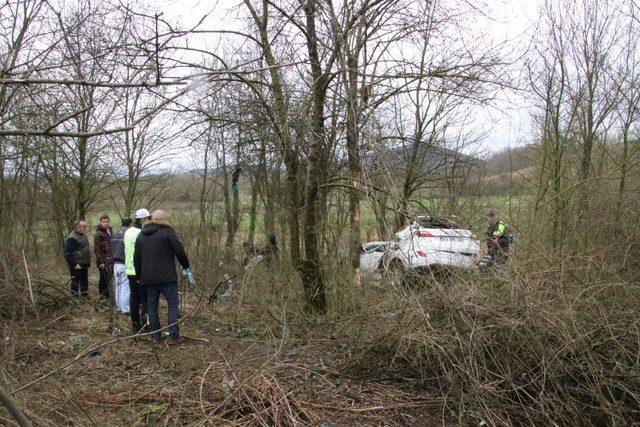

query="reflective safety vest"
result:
[492,221,508,237]
[124,227,141,276]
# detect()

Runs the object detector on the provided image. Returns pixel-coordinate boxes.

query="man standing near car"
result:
[64,219,91,297]
[126,209,151,334]
[134,210,192,344]
[485,212,510,264]
[94,214,113,299]
[112,217,132,314]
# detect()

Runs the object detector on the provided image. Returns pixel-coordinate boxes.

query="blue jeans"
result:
[146,282,180,340]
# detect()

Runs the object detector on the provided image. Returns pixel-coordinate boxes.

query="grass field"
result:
[79,193,531,243]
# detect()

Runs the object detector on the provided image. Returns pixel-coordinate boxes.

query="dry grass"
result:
[0,257,443,425]
[327,252,640,425]
[1,241,639,425]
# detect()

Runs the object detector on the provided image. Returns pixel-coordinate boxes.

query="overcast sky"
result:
[155,0,542,157]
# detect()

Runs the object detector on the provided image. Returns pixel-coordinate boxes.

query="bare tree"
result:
[0,0,46,240]
[243,0,303,264]
[614,2,640,220]
[529,0,630,250]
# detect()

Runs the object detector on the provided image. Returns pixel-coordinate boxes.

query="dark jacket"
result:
[111,226,127,264]
[133,220,189,286]
[486,221,510,248]
[94,225,113,267]
[64,231,91,268]
[265,235,279,261]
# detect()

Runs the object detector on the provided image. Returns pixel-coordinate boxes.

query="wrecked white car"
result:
[382,216,480,272]
[359,241,391,275]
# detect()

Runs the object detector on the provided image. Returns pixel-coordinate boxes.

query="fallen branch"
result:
[0,384,32,427]
[300,398,446,413]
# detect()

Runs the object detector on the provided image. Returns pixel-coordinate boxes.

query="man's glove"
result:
[182,268,196,285]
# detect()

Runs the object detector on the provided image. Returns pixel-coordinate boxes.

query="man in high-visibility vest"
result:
[485,212,510,264]
[126,208,151,334]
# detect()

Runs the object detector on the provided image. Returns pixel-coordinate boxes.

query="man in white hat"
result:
[125,208,151,334]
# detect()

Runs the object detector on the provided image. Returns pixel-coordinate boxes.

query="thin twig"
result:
[300,398,446,412]
[37,314,67,331]
[21,250,38,321]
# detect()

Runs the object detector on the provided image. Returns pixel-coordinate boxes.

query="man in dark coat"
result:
[64,219,91,297]
[94,214,112,299]
[134,210,191,344]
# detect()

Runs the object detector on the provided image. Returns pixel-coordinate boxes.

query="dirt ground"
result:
[2,287,446,426]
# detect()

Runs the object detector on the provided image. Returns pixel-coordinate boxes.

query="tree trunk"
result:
[345,53,363,287]
[395,192,410,230]
[232,171,240,240]
[123,95,136,217]
[244,0,301,264]
[616,123,630,222]
[26,163,40,259]
[261,143,276,239]
[223,176,233,247]
[372,193,389,239]
[301,0,327,313]
[231,135,241,242]
[76,135,88,219]
[199,127,211,242]
[287,132,303,263]
[247,175,258,245]
[274,167,288,254]
[220,135,235,248]
[0,143,5,237]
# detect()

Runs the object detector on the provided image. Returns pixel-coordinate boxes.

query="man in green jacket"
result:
[126,209,151,334]
[64,219,91,297]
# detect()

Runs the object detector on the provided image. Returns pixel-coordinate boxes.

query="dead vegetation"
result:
[1,243,639,426]
[0,253,446,425]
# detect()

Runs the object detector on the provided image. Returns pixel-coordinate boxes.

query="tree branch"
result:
[0,77,186,88]
[0,385,32,427]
